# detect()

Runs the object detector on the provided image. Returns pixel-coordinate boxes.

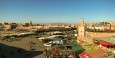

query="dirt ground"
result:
[0,36,46,58]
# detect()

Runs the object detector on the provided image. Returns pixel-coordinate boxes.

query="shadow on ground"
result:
[0,43,43,58]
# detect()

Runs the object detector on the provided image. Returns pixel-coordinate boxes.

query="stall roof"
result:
[61,44,75,46]
[79,52,92,58]
[98,40,114,46]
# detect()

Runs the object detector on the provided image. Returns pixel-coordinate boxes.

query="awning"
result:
[79,52,92,58]
[69,53,77,58]
[98,40,114,46]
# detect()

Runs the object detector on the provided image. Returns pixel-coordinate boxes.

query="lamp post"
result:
[109,23,111,31]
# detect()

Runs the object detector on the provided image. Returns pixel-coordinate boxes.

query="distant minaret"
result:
[78,19,85,36]
[29,21,33,26]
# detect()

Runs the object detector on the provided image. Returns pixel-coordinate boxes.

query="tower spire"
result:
[80,19,84,26]
[29,21,32,26]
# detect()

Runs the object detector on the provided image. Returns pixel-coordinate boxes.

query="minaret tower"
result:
[78,19,85,36]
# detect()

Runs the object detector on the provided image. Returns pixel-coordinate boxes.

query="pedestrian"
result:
[10,51,14,55]
[2,54,5,58]
[30,44,33,50]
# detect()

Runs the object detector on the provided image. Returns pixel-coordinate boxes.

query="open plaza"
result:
[0,20,115,58]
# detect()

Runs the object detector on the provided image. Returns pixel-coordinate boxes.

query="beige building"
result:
[87,22,115,31]
[78,20,85,36]
[3,23,17,30]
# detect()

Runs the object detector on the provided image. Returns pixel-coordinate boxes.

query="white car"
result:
[49,40,63,45]
[44,43,52,47]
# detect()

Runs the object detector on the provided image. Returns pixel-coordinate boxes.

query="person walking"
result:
[2,54,5,58]
[10,51,14,55]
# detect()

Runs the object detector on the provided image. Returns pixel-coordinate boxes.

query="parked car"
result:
[44,43,52,47]
[49,39,63,45]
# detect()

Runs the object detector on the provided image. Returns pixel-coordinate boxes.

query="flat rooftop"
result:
[94,36,115,44]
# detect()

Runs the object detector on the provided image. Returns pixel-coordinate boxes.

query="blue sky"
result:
[0,0,115,23]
